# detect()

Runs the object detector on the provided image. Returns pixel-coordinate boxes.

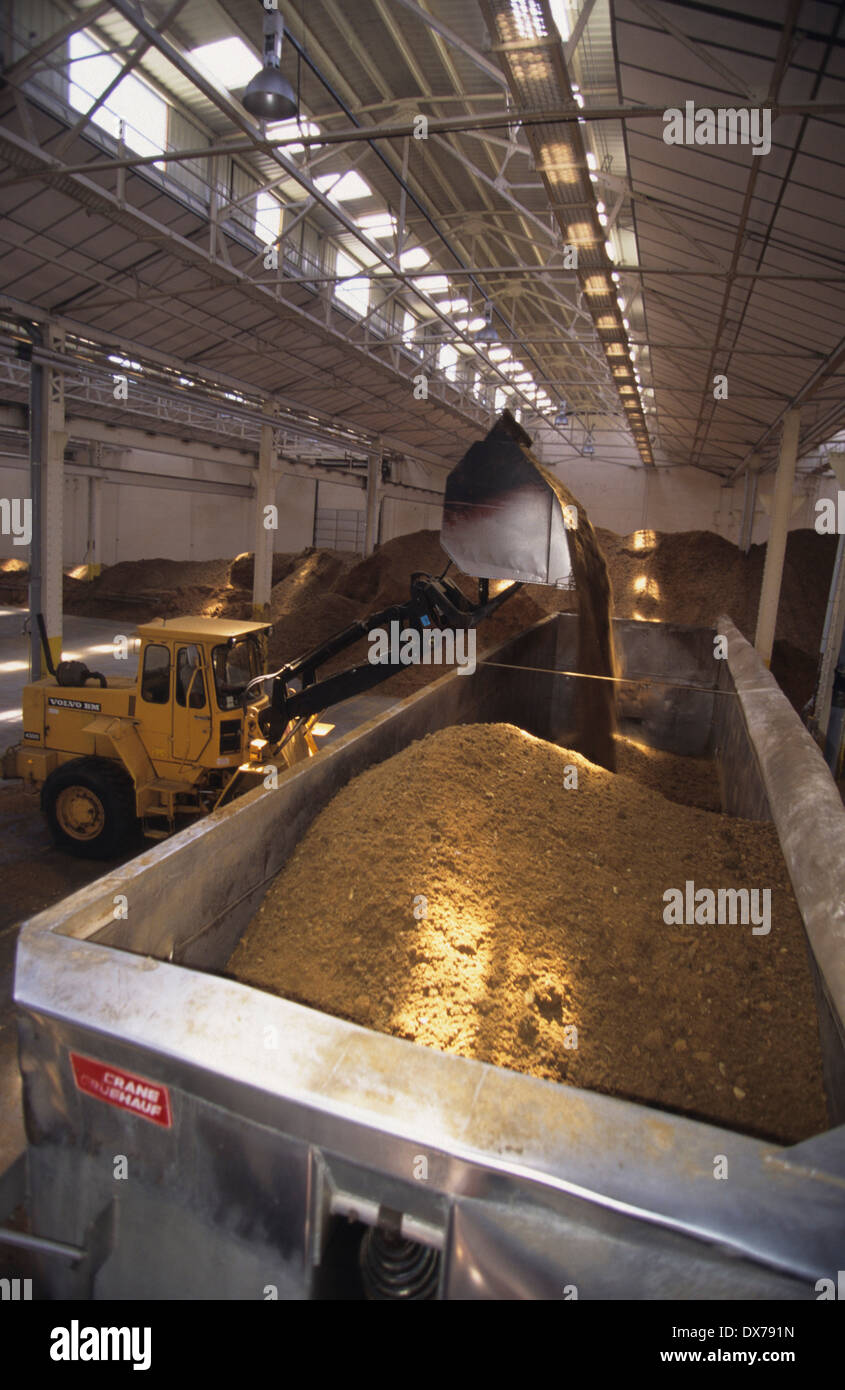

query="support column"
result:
[29,328,66,677]
[28,338,44,681]
[754,410,800,667]
[91,474,103,578]
[252,405,275,620]
[364,440,382,558]
[738,454,759,553]
[311,479,320,547]
[44,333,67,669]
[86,448,103,579]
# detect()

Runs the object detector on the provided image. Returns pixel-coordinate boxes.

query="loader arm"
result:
[249,571,522,743]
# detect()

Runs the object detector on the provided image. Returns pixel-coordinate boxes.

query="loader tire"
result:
[42,757,137,859]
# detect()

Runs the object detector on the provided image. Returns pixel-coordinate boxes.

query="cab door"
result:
[171,644,212,767]
[138,641,175,769]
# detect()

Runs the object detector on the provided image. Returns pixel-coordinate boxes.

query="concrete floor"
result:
[0,608,399,1182]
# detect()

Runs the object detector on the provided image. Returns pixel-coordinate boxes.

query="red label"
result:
[70,1052,172,1128]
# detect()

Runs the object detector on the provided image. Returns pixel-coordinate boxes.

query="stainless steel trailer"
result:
[6,613,845,1299]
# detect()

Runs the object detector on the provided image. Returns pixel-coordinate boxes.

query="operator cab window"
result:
[176,645,206,709]
[141,644,171,704]
[212,638,260,711]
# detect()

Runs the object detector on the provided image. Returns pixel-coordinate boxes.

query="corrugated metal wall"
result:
[12,0,67,97]
[167,109,211,206]
[229,159,261,239]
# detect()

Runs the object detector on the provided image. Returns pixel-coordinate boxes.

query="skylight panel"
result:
[335,250,370,316]
[255,191,282,246]
[69,32,167,162]
[316,171,373,203]
[399,247,430,270]
[357,212,398,239]
[266,118,322,154]
[189,38,261,90]
[412,274,449,295]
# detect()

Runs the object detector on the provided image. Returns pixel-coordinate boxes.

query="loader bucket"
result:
[441,410,618,772]
[441,411,575,588]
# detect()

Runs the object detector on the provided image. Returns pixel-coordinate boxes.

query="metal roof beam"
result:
[730,332,845,478]
[3,0,112,82]
[7,101,843,185]
[389,0,509,88]
[563,0,600,65]
[70,0,545,425]
[51,0,191,161]
[627,0,758,99]
[322,0,396,110]
[686,0,808,468]
[479,0,655,463]
[368,0,536,316]
[0,146,489,454]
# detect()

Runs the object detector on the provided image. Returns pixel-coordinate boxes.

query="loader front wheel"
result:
[43,758,137,859]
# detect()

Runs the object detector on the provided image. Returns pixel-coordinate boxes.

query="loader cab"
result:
[135,618,270,772]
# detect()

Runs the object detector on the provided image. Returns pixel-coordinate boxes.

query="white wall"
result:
[0,448,347,566]
[0,451,258,567]
[275,473,318,552]
[314,479,364,512]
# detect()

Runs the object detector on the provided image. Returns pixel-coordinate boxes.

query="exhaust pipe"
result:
[36,612,57,678]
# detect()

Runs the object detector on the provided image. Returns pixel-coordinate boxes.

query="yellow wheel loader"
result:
[2,411,607,858]
[2,614,321,857]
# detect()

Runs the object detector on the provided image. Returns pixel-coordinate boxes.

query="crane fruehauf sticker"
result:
[70,1052,172,1127]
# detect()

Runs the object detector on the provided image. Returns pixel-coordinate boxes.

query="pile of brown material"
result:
[341,530,452,607]
[60,556,237,624]
[594,528,837,653]
[268,550,356,620]
[227,723,826,1144]
[340,524,836,656]
[228,552,299,590]
[258,550,366,670]
[266,592,363,670]
[4,521,835,657]
[89,556,234,596]
[614,736,722,812]
[0,560,91,610]
[15,548,358,630]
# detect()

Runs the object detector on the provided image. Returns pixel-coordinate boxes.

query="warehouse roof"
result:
[0,0,842,481]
